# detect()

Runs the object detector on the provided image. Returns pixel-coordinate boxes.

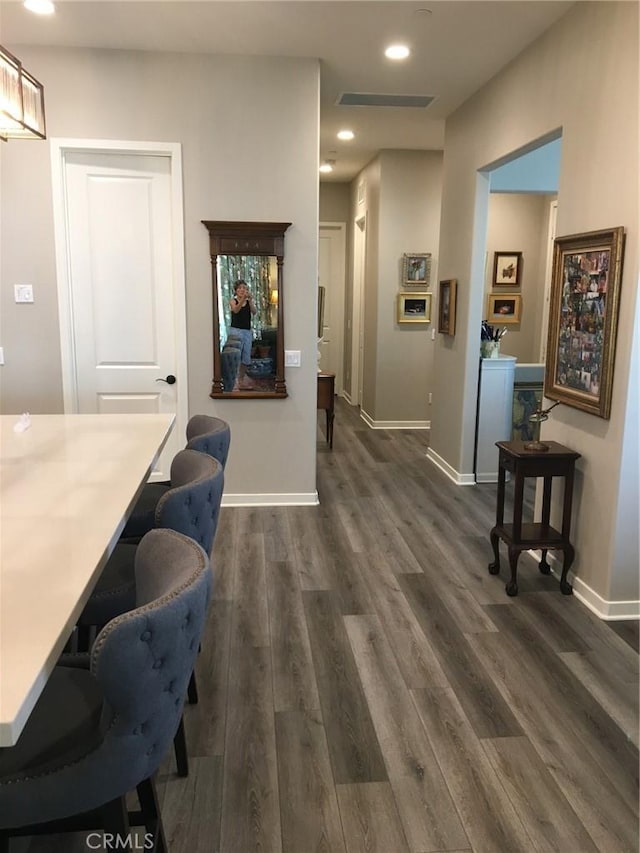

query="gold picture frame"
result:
[402,253,431,286]
[544,226,625,419]
[438,279,457,335]
[397,292,431,324]
[486,293,522,325]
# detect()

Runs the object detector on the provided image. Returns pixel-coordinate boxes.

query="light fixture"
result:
[269,288,278,305]
[23,0,55,14]
[0,45,46,140]
[319,163,333,173]
[385,44,411,60]
[337,129,354,141]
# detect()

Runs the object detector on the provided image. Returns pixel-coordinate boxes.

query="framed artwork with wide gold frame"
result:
[397,292,431,324]
[544,226,625,419]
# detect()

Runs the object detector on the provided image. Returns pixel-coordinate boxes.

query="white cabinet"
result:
[474,356,516,483]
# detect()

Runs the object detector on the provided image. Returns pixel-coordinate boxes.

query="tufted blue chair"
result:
[79,449,223,629]
[122,414,230,541]
[0,528,212,852]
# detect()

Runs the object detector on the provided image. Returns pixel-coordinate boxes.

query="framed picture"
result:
[438,279,457,335]
[317,285,325,338]
[487,293,522,324]
[544,226,625,419]
[397,292,431,324]
[403,253,431,286]
[493,251,522,288]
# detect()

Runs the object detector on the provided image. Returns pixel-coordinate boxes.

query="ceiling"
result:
[1,0,573,181]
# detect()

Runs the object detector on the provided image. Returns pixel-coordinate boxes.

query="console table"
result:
[488,440,581,597]
[317,372,335,449]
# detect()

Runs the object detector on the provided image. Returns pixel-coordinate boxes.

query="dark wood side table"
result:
[488,440,581,597]
[317,372,335,449]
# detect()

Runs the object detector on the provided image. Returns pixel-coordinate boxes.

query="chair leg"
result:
[173,715,189,777]
[101,795,130,839]
[187,670,198,705]
[137,776,168,853]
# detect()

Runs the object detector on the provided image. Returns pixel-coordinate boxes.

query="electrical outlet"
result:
[285,350,301,367]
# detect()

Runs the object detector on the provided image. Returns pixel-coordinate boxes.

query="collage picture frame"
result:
[544,226,625,419]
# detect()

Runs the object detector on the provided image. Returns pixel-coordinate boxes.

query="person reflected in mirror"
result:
[229,280,257,389]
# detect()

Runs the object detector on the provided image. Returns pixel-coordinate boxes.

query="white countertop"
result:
[0,413,175,746]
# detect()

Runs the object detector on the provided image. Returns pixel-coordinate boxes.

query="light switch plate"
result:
[14,284,34,303]
[285,350,301,367]
[0,347,4,366]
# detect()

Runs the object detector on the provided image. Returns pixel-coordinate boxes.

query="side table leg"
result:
[560,545,575,595]
[488,528,500,575]
[538,548,551,575]
[506,547,520,596]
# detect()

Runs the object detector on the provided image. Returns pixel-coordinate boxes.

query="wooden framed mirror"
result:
[203,220,291,398]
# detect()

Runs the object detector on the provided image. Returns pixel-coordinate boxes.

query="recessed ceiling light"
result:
[337,130,355,141]
[319,163,333,174]
[23,0,55,14]
[385,44,410,60]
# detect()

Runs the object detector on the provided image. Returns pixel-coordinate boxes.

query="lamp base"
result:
[524,440,550,453]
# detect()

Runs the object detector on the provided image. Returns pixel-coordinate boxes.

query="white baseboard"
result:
[426,448,476,485]
[475,473,499,484]
[343,390,355,405]
[527,549,640,620]
[222,492,319,507]
[360,408,430,430]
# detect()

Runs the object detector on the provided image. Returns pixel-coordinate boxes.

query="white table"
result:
[0,413,175,747]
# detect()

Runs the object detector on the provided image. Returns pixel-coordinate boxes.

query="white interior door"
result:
[51,142,188,480]
[318,222,346,392]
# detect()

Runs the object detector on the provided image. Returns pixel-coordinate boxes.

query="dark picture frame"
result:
[487,293,521,324]
[437,279,457,335]
[397,292,431,324]
[544,226,625,419]
[403,253,431,286]
[493,251,522,288]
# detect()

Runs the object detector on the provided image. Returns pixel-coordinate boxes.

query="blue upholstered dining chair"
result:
[0,528,212,853]
[79,448,223,630]
[76,447,223,776]
[122,414,230,541]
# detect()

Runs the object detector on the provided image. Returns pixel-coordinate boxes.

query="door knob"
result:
[156,374,177,385]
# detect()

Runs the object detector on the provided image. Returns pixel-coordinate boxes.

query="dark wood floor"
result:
[17,397,639,852]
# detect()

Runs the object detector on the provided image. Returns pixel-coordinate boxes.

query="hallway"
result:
[20,397,639,852]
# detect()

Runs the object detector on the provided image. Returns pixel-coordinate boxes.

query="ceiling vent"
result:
[337,92,435,108]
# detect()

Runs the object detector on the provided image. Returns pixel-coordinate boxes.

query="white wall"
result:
[431,2,639,607]
[0,47,320,503]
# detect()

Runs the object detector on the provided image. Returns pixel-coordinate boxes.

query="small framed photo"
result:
[493,251,522,288]
[487,293,521,324]
[403,253,431,286]
[397,292,431,324]
[438,279,457,335]
[545,226,625,419]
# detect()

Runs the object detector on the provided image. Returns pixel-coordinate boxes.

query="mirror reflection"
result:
[203,220,290,399]
[218,256,278,393]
